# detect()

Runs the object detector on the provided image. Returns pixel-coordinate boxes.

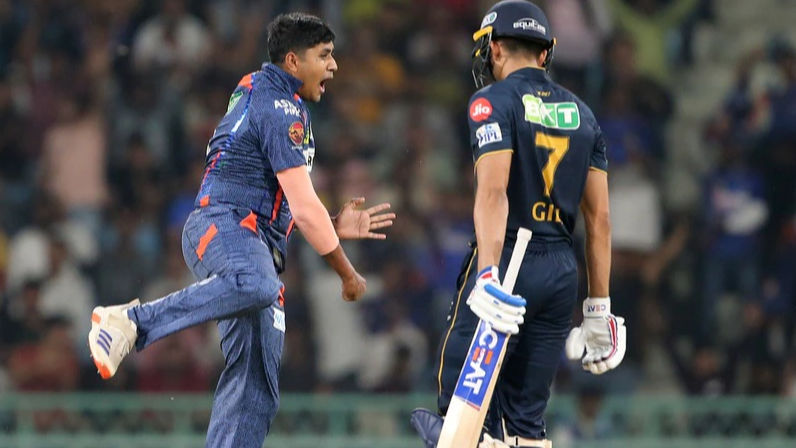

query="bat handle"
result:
[502,228,532,294]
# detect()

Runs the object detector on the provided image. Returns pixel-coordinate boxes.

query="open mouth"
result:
[320,78,331,94]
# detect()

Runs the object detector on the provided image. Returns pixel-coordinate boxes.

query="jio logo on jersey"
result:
[470,98,493,122]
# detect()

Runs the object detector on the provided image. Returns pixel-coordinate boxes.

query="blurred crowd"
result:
[0,0,794,414]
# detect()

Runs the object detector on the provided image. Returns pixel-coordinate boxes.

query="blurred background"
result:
[0,0,795,447]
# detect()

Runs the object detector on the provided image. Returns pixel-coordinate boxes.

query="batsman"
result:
[412,1,627,447]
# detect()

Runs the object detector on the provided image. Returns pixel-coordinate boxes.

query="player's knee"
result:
[234,272,279,309]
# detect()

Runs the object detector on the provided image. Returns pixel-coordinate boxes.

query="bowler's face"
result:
[296,42,337,102]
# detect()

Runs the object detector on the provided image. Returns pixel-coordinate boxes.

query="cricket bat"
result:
[437,227,533,448]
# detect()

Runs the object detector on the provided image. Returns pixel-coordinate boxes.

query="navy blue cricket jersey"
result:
[468,67,608,245]
[195,63,316,267]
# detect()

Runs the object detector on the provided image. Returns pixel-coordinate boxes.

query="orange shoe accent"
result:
[200,195,210,207]
[278,285,285,307]
[92,313,101,324]
[93,357,111,380]
[196,224,218,260]
[240,211,257,233]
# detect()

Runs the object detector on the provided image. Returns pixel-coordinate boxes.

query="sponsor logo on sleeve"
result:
[226,91,243,114]
[288,122,305,145]
[476,123,503,148]
[470,98,493,122]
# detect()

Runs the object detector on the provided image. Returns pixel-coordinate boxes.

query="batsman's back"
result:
[467,67,608,246]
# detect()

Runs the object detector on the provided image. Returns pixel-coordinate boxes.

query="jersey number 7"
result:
[536,132,570,197]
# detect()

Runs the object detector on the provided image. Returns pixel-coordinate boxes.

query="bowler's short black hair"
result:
[267,13,336,64]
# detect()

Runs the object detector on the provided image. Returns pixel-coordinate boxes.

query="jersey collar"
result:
[261,63,304,96]
[509,66,551,83]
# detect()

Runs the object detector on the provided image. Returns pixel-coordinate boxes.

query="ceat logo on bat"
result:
[470,98,493,122]
[453,320,508,410]
[289,122,305,146]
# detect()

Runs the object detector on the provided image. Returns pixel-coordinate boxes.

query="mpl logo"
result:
[453,321,508,410]
[470,98,493,122]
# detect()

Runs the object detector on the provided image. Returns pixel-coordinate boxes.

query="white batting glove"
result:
[479,434,511,448]
[565,298,626,375]
[466,266,526,335]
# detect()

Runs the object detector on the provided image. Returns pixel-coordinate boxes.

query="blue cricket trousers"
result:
[435,240,578,441]
[129,205,285,448]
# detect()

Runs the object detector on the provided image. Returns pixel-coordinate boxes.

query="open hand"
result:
[333,197,395,240]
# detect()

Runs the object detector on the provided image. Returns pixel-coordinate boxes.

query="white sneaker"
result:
[88,299,139,379]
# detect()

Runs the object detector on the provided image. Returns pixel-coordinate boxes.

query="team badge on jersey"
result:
[226,91,243,115]
[476,123,503,148]
[288,122,305,145]
[470,98,493,122]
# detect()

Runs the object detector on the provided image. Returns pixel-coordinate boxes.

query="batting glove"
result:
[466,266,526,335]
[565,298,626,374]
[479,434,511,448]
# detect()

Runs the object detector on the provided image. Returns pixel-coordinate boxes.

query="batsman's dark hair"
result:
[267,13,336,65]
[495,36,548,60]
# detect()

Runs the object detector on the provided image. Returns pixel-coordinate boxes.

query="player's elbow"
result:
[290,202,320,231]
[478,187,509,204]
[475,187,509,214]
[586,208,611,236]
[289,198,339,255]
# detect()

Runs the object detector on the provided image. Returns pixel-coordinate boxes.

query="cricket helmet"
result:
[472,0,556,88]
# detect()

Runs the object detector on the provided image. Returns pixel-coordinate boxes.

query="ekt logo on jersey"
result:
[453,321,508,410]
[470,98,493,122]
[522,95,581,130]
